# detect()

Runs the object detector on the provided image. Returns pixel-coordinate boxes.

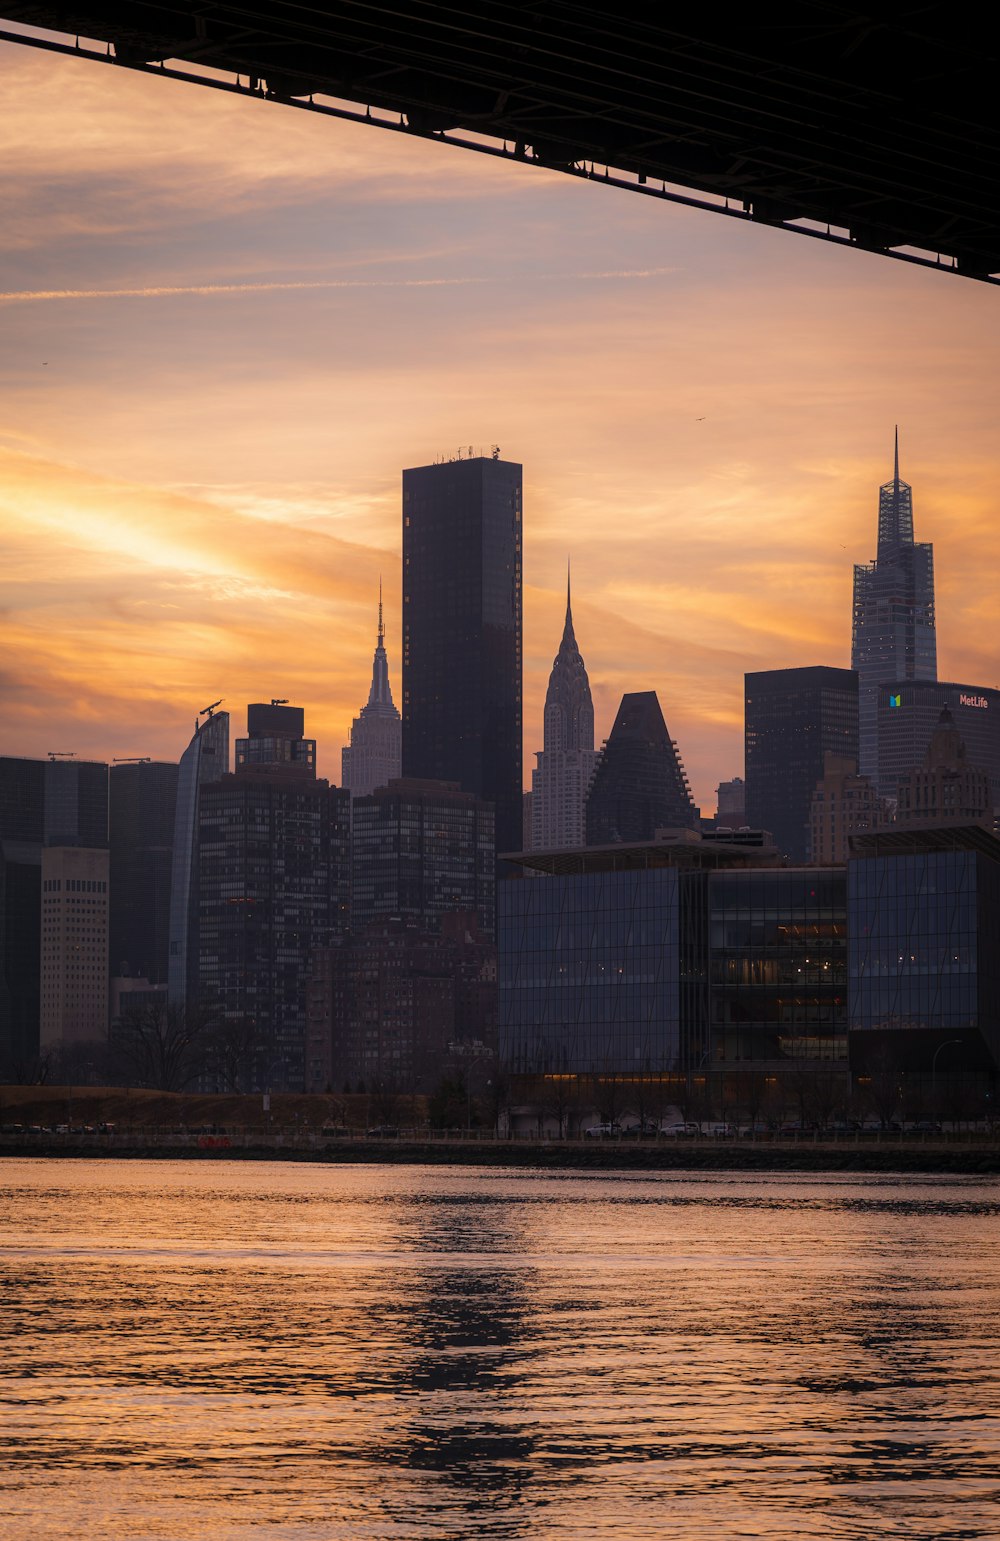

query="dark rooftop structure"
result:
[4,4,999,283]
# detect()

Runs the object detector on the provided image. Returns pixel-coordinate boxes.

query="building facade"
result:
[895,708,992,829]
[745,666,858,863]
[401,453,522,860]
[852,433,937,782]
[342,587,402,798]
[351,777,495,939]
[531,569,600,851]
[585,691,698,845]
[167,707,230,1008]
[715,777,746,825]
[195,704,350,1090]
[109,760,178,984]
[40,845,110,1052]
[808,752,889,864]
[0,757,45,1072]
[877,679,1000,812]
[306,912,496,1094]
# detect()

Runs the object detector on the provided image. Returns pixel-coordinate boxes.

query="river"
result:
[2,1159,998,1539]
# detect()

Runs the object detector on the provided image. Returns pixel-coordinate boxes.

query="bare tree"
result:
[111,1002,217,1092]
[203,1014,262,1094]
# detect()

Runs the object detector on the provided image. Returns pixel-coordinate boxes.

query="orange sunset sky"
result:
[2,39,998,811]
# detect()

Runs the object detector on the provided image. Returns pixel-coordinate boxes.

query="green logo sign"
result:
[889,693,901,708]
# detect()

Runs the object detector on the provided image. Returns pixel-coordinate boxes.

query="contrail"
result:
[0,267,675,304]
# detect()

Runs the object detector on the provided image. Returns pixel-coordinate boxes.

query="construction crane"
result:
[112,756,151,764]
[47,751,75,760]
[200,700,223,718]
[270,698,289,706]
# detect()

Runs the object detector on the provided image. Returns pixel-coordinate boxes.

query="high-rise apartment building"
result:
[0,757,45,1072]
[585,691,698,845]
[40,845,109,1051]
[109,761,178,983]
[531,570,600,850]
[852,433,936,782]
[342,587,402,798]
[167,707,230,1007]
[351,777,495,939]
[402,452,522,859]
[745,667,858,863]
[715,777,746,825]
[197,705,350,1091]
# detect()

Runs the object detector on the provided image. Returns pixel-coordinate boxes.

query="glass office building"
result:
[848,832,1000,1070]
[708,869,848,1064]
[876,679,1000,810]
[499,866,681,1075]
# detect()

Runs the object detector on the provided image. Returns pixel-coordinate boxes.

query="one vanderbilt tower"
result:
[851,430,936,783]
[402,449,522,862]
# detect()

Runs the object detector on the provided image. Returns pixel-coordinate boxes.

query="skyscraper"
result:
[197,704,350,1091]
[402,452,522,859]
[585,692,698,844]
[109,761,178,983]
[745,666,858,862]
[167,706,230,1008]
[852,431,936,783]
[531,566,600,850]
[342,584,402,797]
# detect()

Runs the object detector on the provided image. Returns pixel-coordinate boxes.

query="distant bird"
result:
[41,361,48,366]
[695,416,705,420]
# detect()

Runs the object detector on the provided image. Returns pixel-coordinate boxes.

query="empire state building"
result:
[851,432,937,785]
[531,567,600,850]
[341,587,402,797]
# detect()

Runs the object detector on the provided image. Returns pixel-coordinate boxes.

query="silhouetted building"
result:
[43,758,108,848]
[522,791,533,852]
[585,691,697,845]
[167,707,229,1007]
[306,911,496,1094]
[351,777,495,939]
[197,706,351,1091]
[852,432,936,782]
[808,752,889,864]
[342,586,402,797]
[745,666,858,862]
[109,761,178,984]
[402,453,522,859]
[531,568,600,850]
[895,708,992,829]
[0,757,45,1073]
[236,701,315,775]
[876,679,1000,813]
[849,826,1000,1076]
[40,845,109,1052]
[715,777,746,824]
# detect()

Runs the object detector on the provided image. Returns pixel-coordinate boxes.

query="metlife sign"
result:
[877,679,1000,808]
[960,693,989,709]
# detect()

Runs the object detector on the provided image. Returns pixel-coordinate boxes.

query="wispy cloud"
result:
[0,267,677,305]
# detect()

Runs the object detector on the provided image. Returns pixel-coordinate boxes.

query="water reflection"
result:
[1,1162,999,1540]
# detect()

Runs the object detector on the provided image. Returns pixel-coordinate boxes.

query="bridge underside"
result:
[3,3,999,282]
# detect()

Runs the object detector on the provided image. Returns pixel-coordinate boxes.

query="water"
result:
[2,1160,999,1540]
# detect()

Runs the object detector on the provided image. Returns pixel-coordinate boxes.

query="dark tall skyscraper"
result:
[0,758,45,1073]
[745,666,858,862]
[402,453,522,859]
[585,691,698,845]
[852,432,936,783]
[109,761,179,983]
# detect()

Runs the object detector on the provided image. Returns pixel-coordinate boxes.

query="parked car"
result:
[583,1122,622,1139]
[621,1119,660,1138]
[365,1125,399,1139]
[661,1122,701,1138]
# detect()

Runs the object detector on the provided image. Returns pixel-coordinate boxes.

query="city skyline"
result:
[2,43,999,810]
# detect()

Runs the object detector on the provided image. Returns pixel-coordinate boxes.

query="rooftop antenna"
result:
[378,575,384,645]
[894,424,900,485]
[200,699,223,718]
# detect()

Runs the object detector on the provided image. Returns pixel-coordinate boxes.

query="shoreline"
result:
[3,1139,1000,1174]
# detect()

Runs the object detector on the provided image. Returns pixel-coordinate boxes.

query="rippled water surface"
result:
[2,1160,999,1540]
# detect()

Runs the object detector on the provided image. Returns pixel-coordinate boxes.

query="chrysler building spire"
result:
[530,561,600,849]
